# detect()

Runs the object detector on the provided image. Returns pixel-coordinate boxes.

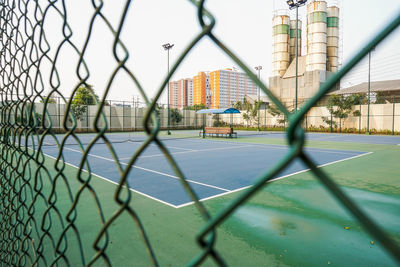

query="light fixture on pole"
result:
[255,66,262,131]
[286,0,307,112]
[162,43,174,135]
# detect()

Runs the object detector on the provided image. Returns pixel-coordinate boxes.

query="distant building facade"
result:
[169,69,258,109]
[186,78,193,106]
[169,79,191,109]
[210,68,257,109]
[193,72,210,107]
[270,1,341,105]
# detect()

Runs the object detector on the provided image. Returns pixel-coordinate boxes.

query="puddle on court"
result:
[225,185,400,266]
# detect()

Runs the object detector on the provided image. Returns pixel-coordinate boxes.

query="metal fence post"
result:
[305,113,308,132]
[109,100,112,132]
[135,101,137,131]
[122,101,125,131]
[283,115,286,131]
[264,105,266,129]
[330,112,333,133]
[393,95,396,135]
[359,102,361,134]
[58,96,61,131]
[86,104,89,132]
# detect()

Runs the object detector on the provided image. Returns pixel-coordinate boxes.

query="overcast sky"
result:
[41,0,400,103]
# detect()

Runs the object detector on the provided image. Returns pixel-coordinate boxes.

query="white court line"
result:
[61,146,230,193]
[126,144,256,159]
[168,137,365,156]
[40,152,179,208]
[42,144,373,209]
[127,141,196,152]
[164,145,196,151]
[27,146,180,208]
[175,151,373,208]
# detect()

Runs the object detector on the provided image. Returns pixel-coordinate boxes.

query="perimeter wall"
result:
[24,102,400,133]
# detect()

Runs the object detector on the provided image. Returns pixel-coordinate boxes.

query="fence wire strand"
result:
[0,0,399,266]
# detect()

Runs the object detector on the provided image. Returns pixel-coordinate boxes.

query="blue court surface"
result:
[237,131,400,145]
[38,135,371,208]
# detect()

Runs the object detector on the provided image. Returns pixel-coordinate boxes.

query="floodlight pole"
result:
[255,66,262,131]
[287,0,307,112]
[162,43,174,135]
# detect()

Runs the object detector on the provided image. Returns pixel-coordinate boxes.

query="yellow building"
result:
[193,72,207,106]
[210,71,220,109]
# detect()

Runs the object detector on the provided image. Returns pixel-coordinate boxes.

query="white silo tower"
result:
[289,19,302,63]
[306,0,328,71]
[327,5,339,72]
[272,10,290,77]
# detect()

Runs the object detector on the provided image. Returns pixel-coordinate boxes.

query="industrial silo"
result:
[272,11,290,77]
[306,0,327,71]
[327,6,339,72]
[289,19,302,63]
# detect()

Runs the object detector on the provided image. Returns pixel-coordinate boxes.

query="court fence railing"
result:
[9,96,399,135]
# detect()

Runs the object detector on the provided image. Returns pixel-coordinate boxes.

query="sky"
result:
[35,0,400,104]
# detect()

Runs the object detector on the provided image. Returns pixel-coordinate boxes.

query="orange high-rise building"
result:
[193,72,209,106]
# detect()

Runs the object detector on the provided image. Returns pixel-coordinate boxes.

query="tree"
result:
[40,96,57,104]
[322,94,362,132]
[232,101,242,110]
[170,108,183,125]
[16,102,43,128]
[267,105,289,126]
[71,85,99,121]
[184,103,205,111]
[241,98,259,127]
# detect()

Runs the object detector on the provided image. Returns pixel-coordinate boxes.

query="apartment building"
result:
[169,79,192,109]
[210,68,257,109]
[193,72,210,107]
[186,78,193,106]
[169,69,256,109]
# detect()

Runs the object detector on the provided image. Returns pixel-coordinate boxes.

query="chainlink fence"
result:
[0,0,399,266]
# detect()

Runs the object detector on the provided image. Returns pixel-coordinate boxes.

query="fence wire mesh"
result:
[0,0,399,266]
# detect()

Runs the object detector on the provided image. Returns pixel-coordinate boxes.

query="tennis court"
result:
[21,130,399,266]
[36,132,370,208]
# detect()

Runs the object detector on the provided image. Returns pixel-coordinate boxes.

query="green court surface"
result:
[32,132,400,266]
